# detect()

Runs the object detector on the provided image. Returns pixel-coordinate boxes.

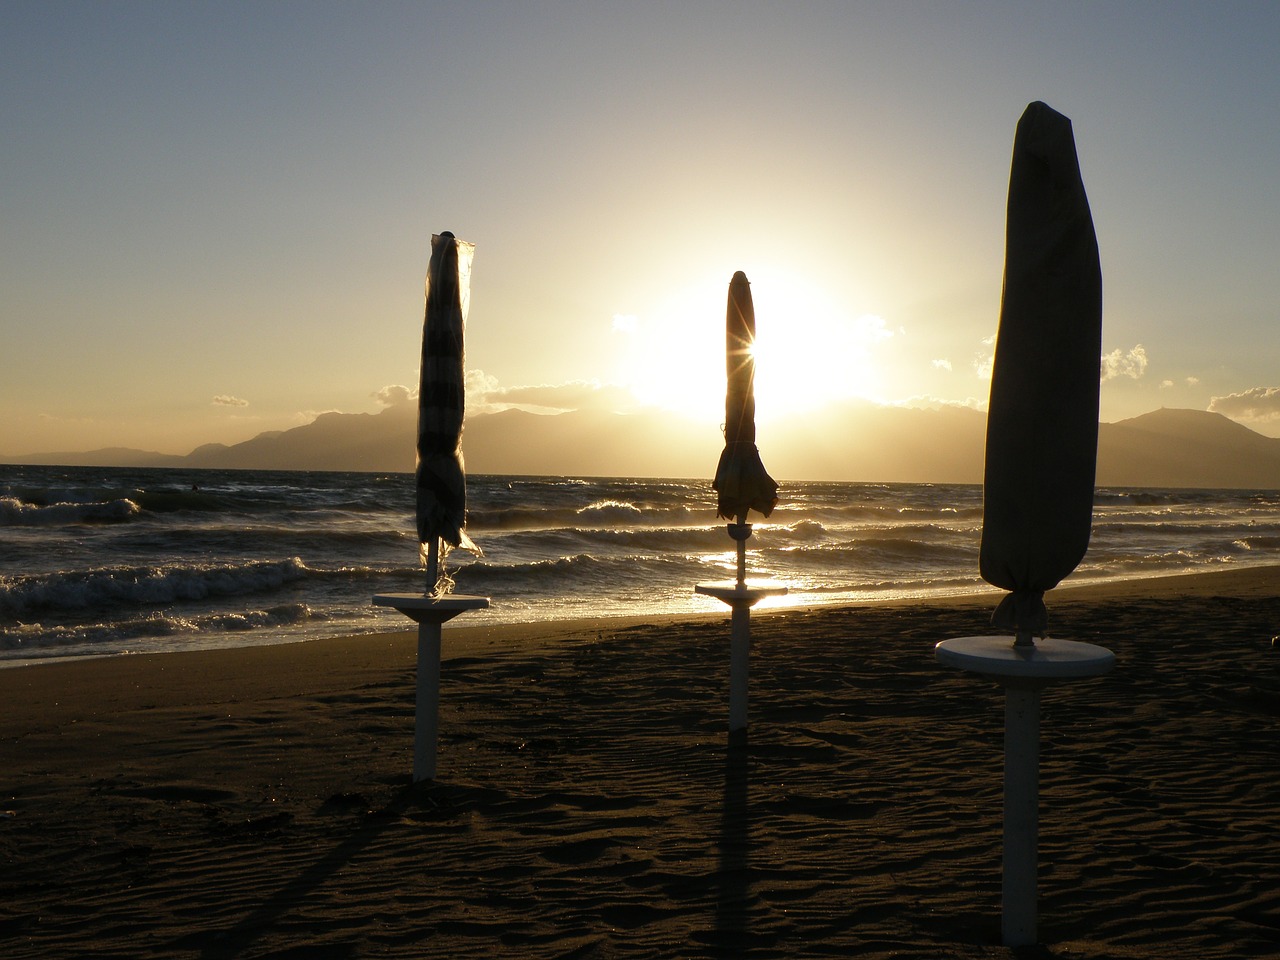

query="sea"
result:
[3,464,1279,665]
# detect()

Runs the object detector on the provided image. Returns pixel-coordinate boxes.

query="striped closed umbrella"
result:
[416,232,478,586]
[979,102,1102,642]
[714,271,778,522]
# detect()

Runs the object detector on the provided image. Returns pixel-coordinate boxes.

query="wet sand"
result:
[2,566,1279,958]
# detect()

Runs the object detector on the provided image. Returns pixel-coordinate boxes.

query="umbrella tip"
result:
[731,270,748,283]
[439,230,455,239]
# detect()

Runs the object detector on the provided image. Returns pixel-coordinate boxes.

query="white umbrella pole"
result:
[373,591,490,783]
[1003,683,1041,947]
[729,517,750,729]
[728,597,751,732]
[426,537,440,594]
[696,521,785,735]
[935,636,1113,947]
[735,515,747,589]
[415,617,443,782]
[417,537,442,782]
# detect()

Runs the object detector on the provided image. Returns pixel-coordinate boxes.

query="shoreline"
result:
[3,561,1276,675]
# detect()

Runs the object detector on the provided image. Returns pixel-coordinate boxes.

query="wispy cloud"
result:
[895,394,986,412]
[485,379,634,412]
[212,395,249,407]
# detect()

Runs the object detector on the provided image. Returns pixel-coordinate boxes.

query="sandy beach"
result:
[2,566,1278,958]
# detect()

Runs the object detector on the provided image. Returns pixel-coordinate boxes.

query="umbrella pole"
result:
[372,594,491,782]
[1003,682,1041,947]
[734,515,748,590]
[413,538,441,782]
[729,520,751,730]
[415,617,443,782]
[425,538,440,595]
[935,636,1114,946]
[695,520,785,734]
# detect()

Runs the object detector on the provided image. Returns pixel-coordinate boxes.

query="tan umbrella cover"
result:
[979,102,1102,640]
[714,271,778,521]
[416,232,478,559]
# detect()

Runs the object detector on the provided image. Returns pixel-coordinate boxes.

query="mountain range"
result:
[6,406,1280,489]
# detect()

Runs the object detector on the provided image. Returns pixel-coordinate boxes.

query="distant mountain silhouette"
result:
[0,446,188,469]
[5,405,1280,489]
[1096,407,1280,489]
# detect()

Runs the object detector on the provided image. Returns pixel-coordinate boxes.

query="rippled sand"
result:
[3,567,1278,958]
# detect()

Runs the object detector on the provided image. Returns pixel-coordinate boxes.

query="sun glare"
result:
[616,269,890,426]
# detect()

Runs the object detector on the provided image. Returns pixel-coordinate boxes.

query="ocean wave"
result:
[453,552,707,591]
[1230,535,1280,552]
[781,519,828,541]
[577,499,643,522]
[0,557,311,617]
[778,537,977,569]
[468,502,702,532]
[0,602,317,653]
[0,496,141,526]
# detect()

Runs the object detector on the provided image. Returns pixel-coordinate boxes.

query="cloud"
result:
[296,408,341,425]
[373,384,414,406]
[854,314,895,342]
[974,341,1150,385]
[932,358,953,372]
[1208,386,1280,422]
[371,372,636,418]
[494,380,637,412]
[462,370,639,416]
[895,394,986,412]
[1100,344,1148,381]
[212,395,249,407]
[611,313,639,334]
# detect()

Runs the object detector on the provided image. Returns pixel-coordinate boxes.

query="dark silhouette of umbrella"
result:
[979,101,1102,644]
[714,271,778,522]
[416,231,478,585]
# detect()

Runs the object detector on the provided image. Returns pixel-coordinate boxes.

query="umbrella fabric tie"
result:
[990,589,1048,644]
[714,440,778,520]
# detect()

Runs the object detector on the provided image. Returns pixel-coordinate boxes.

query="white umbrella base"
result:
[935,635,1114,946]
[696,582,788,733]
[373,594,491,783]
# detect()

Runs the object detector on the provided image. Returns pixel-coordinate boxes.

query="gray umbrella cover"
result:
[714,271,778,521]
[979,102,1102,639]
[416,232,477,555]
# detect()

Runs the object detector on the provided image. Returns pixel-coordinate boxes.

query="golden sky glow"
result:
[4,3,1280,463]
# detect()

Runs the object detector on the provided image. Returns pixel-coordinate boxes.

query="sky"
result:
[3,1,1280,460]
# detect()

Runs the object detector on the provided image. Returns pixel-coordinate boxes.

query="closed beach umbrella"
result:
[980,102,1102,641]
[714,271,778,522]
[417,232,478,571]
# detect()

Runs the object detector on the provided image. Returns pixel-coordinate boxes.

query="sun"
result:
[615,269,891,425]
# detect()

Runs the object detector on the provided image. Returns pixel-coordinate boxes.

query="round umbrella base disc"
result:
[373,593,490,624]
[935,635,1114,685]
[695,582,787,605]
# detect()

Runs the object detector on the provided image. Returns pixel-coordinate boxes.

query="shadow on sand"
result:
[713,729,752,953]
